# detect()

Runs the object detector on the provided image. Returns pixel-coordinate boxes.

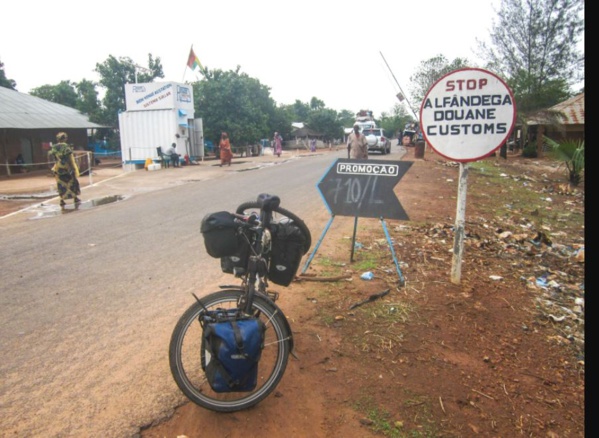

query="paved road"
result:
[0,147,407,437]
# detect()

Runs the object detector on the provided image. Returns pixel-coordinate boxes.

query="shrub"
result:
[545,137,585,186]
[522,142,538,158]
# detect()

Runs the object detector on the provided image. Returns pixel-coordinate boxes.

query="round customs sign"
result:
[420,68,516,162]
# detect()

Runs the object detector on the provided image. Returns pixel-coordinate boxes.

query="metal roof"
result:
[0,86,108,129]
[549,93,585,125]
[527,93,585,126]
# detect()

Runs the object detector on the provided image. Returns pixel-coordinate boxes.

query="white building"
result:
[118,82,204,169]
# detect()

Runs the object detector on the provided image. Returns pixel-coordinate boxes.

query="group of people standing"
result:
[42,126,361,210]
[43,128,288,209]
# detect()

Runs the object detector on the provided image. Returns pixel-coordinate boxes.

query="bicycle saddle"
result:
[257,193,281,212]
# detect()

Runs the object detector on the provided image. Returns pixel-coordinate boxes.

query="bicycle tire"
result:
[235,201,312,254]
[169,289,291,412]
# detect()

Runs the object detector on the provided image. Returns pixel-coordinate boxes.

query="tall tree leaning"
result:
[478,0,584,113]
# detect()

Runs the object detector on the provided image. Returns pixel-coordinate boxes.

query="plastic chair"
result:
[156,147,170,168]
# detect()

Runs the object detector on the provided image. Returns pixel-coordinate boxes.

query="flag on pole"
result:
[187,46,204,72]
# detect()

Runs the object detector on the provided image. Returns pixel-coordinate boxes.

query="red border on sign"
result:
[419,68,517,163]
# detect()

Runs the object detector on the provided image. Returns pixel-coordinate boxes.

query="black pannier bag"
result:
[220,234,251,275]
[200,211,242,258]
[268,221,308,286]
[201,309,266,393]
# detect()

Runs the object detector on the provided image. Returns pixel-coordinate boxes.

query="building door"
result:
[20,137,33,163]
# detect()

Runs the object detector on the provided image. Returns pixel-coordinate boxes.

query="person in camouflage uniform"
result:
[48,132,81,208]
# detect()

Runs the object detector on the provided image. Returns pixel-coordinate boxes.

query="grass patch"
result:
[349,301,412,354]
[353,396,438,437]
[311,255,348,277]
[351,243,387,272]
[468,160,575,230]
[352,259,378,271]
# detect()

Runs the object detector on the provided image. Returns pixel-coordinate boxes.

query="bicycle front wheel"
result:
[169,289,291,412]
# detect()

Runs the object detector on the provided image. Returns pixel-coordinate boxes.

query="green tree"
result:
[95,54,164,127]
[408,55,471,109]
[28,79,102,123]
[30,80,78,107]
[270,105,294,141]
[337,109,355,129]
[306,108,344,141]
[379,104,415,140]
[75,79,102,123]
[0,60,16,90]
[289,100,311,121]
[478,0,584,113]
[309,97,325,111]
[192,66,280,147]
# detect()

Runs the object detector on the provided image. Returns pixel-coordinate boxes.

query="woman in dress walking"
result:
[48,132,81,208]
[219,132,233,166]
[273,132,283,157]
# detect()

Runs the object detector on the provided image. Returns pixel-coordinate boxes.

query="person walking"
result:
[219,132,233,166]
[273,132,283,158]
[310,138,317,152]
[347,125,368,159]
[48,132,81,208]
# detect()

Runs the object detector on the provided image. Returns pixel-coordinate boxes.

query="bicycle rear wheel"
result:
[169,289,291,412]
[236,201,312,253]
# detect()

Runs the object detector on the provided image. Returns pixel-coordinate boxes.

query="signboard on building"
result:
[125,82,195,113]
[420,68,516,162]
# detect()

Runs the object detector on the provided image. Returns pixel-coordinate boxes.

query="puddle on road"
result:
[29,195,125,219]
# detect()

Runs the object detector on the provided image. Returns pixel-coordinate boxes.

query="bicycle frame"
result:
[233,197,279,314]
[170,194,308,411]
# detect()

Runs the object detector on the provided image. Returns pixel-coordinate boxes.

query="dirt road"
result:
[143,147,585,437]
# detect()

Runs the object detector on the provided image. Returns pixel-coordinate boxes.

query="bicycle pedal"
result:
[266,291,279,302]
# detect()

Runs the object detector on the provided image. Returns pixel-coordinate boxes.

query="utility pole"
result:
[379,51,418,119]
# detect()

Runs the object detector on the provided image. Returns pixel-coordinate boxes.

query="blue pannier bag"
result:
[201,309,265,393]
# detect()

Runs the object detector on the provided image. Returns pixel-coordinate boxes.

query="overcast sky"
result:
[2,0,503,118]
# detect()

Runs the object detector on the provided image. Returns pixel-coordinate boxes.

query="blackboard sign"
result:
[317,159,412,220]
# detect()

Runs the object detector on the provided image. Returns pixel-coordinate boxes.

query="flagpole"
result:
[182,45,193,82]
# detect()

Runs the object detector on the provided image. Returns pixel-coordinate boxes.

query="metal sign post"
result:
[420,68,516,284]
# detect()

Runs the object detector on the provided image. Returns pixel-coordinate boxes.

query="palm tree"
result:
[544,137,584,186]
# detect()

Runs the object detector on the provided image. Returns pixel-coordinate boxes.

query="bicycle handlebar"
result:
[232,212,260,227]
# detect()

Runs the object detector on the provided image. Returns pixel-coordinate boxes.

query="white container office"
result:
[118,82,204,168]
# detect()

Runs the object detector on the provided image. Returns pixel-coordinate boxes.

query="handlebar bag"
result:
[200,211,243,258]
[268,221,308,286]
[201,310,265,393]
